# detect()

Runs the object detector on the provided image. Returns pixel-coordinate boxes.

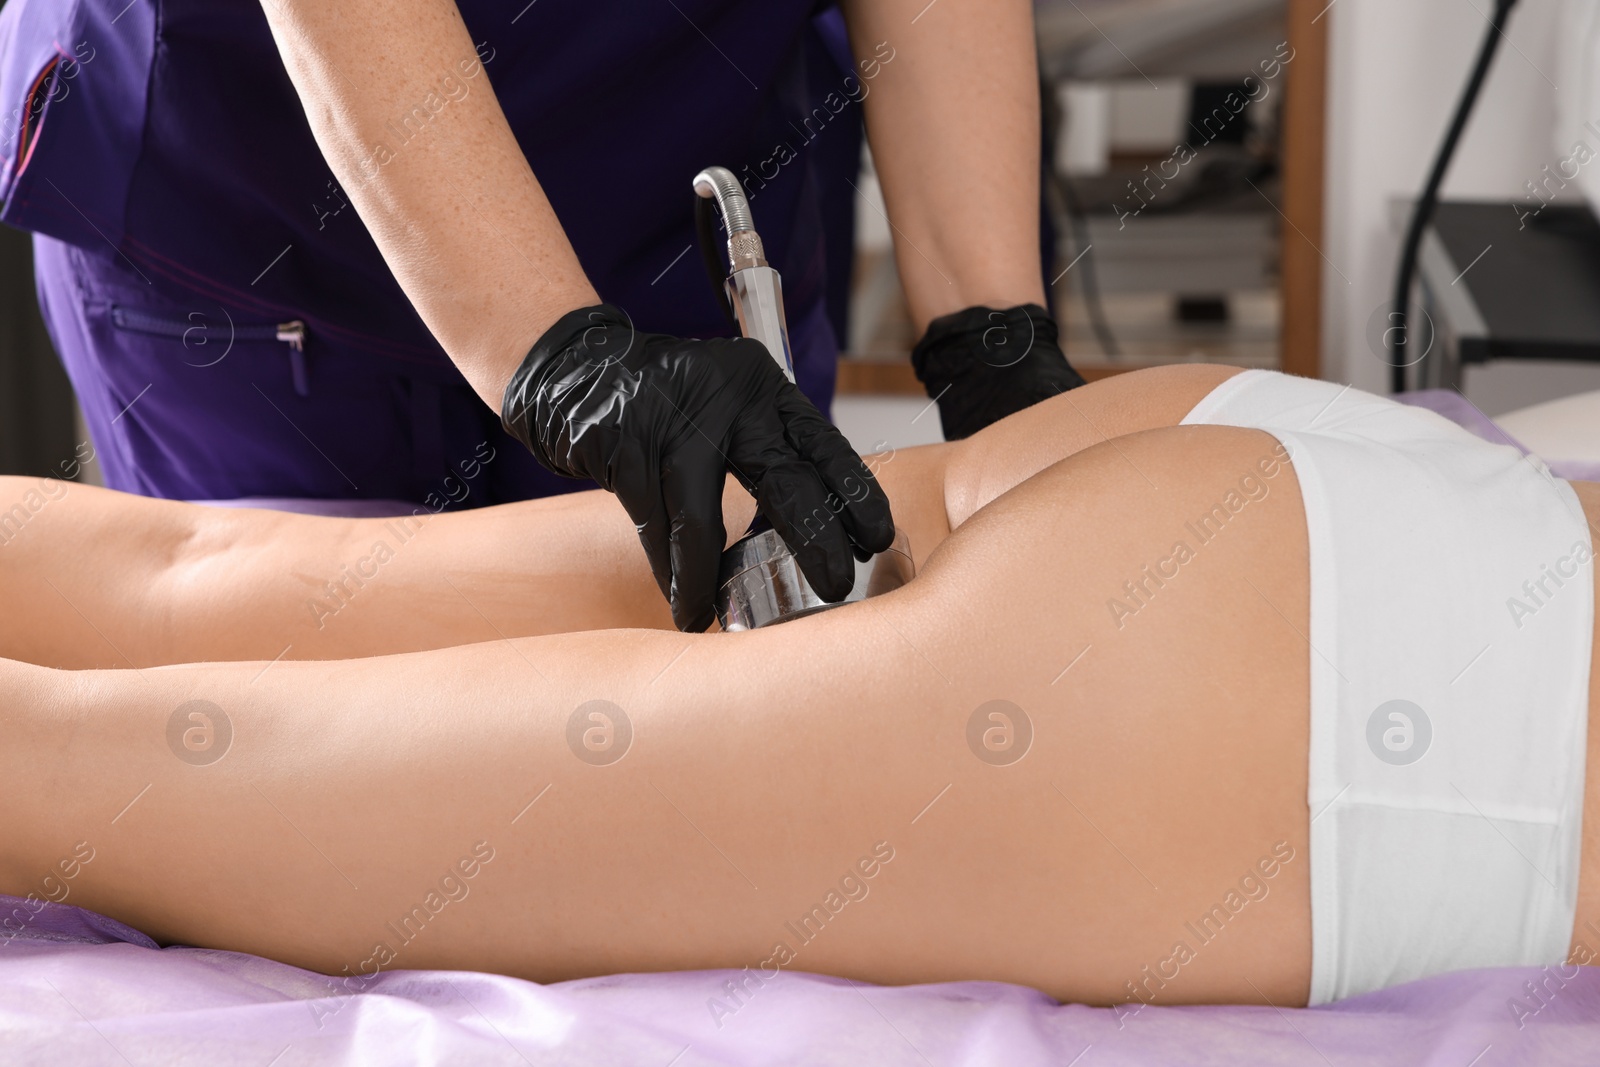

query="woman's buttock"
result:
[874,421,1313,1005]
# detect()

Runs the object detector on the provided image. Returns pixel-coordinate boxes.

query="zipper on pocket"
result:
[16,57,58,173]
[111,305,311,396]
[278,321,308,396]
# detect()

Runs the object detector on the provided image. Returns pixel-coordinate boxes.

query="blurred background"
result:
[839,0,1298,448]
[0,200,72,481]
[4,0,1600,475]
[836,0,1600,452]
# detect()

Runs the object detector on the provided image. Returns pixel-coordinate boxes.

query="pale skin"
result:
[255,0,1048,408]
[2,366,1598,1007]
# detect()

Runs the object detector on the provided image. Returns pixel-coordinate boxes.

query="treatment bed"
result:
[4,385,1600,1065]
[3,874,1596,1064]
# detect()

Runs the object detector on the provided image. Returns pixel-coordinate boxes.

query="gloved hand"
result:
[502,304,896,632]
[910,303,1087,441]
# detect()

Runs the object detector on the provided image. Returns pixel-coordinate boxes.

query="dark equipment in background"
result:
[1389,0,1520,392]
[1406,201,1600,392]
[0,224,73,478]
[1188,83,1255,146]
[0,0,74,480]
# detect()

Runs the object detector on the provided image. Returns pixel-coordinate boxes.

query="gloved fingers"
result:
[660,435,731,632]
[706,339,793,498]
[756,458,859,603]
[722,399,859,601]
[772,386,896,560]
[819,450,896,562]
[813,445,896,561]
[611,436,675,605]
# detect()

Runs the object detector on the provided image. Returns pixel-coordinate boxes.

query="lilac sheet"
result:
[2,895,1597,1065]
[7,390,1599,1063]
[1397,388,1600,483]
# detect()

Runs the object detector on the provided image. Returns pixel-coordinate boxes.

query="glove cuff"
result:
[500,303,628,448]
[909,303,1060,390]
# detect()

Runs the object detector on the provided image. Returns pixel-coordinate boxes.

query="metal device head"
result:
[696,164,910,631]
[714,526,916,632]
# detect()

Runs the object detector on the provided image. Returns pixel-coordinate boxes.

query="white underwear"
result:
[1182,370,1593,1004]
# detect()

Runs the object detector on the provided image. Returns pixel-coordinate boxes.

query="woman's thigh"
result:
[0,449,938,666]
[0,364,1235,668]
[1,424,1309,1005]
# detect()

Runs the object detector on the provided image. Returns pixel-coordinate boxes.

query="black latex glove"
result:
[910,303,1087,441]
[502,304,896,632]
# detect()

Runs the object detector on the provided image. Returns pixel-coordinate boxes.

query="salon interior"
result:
[4,0,1600,1062]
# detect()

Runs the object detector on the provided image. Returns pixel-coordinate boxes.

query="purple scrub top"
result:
[0,0,861,507]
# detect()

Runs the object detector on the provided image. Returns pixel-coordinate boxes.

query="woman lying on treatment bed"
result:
[2,363,1599,1008]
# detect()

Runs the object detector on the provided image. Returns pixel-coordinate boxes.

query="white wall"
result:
[1322,0,1600,410]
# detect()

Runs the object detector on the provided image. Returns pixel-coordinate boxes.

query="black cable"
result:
[1390,0,1520,392]
[1039,70,1121,359]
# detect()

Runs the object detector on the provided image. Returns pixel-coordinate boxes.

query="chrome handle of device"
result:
[693,166,795,383]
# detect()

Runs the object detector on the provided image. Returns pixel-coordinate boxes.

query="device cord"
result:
[1389,0,1520,392]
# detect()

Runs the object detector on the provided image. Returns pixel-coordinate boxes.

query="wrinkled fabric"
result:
[0,0,850,504]
[1396,388,1600,482]
[0,896,1596,1065]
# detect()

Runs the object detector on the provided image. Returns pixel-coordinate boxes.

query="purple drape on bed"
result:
[6,390,1599,1062]
[2,894,1597,1065]
[1397,388,1600,482]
